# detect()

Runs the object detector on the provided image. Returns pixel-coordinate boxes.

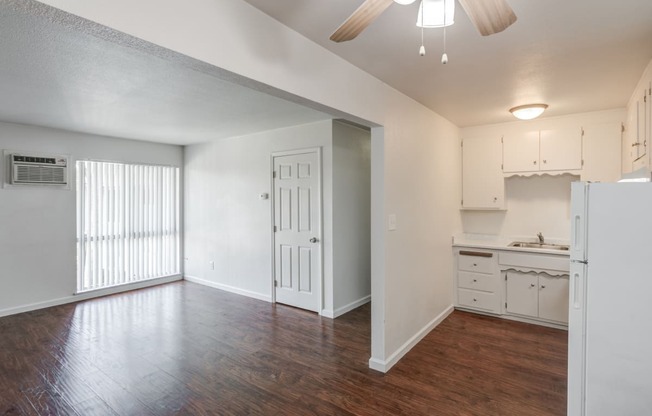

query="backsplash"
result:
[461,174,578,240]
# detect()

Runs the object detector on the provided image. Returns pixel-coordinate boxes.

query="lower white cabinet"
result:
[505,270,569,324]
[455,249,501,314]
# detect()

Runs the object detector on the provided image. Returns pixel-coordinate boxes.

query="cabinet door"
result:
[503,131,540,173]
[505,271,538,318]
[539,128,582,171]
[635,91,647,160]
[538,273,569,323]
[580,123,622,183]
[462,136,504,209]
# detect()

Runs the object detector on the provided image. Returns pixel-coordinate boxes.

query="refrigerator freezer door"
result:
[570,182,588,262]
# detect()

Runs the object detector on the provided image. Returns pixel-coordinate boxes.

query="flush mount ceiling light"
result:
[416,0,455,28]
[393,0,416,4]
[509,104,549,120]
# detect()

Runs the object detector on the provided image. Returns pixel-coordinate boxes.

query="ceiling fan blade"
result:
[330,0,395,43]
[458,0,517,36]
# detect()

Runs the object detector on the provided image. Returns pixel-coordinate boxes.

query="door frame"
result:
[269,147,324,315]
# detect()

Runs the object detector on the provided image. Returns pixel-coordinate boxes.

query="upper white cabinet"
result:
[503,128,583,174]
[581,123,622,182]
[539,128,583,171]
[502,131,539,172]
[461,136,505,210]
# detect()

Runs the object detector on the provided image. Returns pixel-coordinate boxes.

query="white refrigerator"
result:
[568,182,652,415]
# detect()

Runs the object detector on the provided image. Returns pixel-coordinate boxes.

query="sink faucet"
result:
[537,232,544,244]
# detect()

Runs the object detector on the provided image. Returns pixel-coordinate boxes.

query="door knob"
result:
[310,237,319,243]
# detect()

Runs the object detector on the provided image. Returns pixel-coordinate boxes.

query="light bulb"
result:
[441,53,448,64]
[419,45,426,56]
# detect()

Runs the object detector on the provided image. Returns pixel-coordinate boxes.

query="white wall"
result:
[332,121,371,315]
[36,0,463,371]
[0,121,183,316]
[184,120,372,317]
[184,120,335,306]
[460,109,625,241]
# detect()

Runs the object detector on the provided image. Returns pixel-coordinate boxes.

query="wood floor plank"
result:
[0,281,567,415]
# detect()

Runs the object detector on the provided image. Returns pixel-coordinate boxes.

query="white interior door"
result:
[273,150,321,312]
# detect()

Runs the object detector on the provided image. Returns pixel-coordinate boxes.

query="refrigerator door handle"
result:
[573,214,581,251]
[572,270,582,309]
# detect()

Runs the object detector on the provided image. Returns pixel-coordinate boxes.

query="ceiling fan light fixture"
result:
[416,0,455,28]
[509,104,549,120]
[394,0,417,4]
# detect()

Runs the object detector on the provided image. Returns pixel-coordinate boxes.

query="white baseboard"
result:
[321,294,371,319]
[184,275,272,303]
[0,275,183,318]
[368,304,454,373]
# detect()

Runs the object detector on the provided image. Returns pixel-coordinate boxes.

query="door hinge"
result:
[501,136,503,144]
[274,280,278,287]
[501,164,504,170]
[622,123,626,133]
[273,171,277,179]
[582,159,584,166]
[581,127,585,136]
[461,199,463,206]
[273,225,277,232]
[461,141,463,148]
[505,302,507,308]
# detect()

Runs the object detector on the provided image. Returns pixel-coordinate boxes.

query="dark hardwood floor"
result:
[0,281,567,415]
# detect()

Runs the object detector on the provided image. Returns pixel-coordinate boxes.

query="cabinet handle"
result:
[541,285,546,289]
[473,263,477,266]
[460,251,493,258]
[493,197,498,202]
[543,160,547,164]
[473,279,478,282]
[533,160,537,165]
[473,298,477,302]
[530,283,536,288]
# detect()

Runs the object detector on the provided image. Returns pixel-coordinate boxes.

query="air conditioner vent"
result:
[10,153,68,186]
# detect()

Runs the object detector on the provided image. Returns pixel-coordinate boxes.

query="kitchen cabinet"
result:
[502,131,539,173]
[455,249,501,314]
[581,123,622,183]
[625,83,651,172]
[503,128,582,174]
[461,136,505,209]
[505,270,569,324]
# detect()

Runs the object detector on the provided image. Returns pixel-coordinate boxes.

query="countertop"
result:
[453,234,570,256]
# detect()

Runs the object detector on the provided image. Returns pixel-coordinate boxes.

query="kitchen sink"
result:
[508,241,570,251]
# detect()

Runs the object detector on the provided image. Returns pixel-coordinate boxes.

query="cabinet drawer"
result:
[458,271,499,292]
[458,252,494,274]
[458,289,500,313]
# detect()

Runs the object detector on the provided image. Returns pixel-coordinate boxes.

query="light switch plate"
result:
[388,214,397,231]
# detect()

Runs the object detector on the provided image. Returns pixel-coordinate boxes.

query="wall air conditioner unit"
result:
[10,153,69,186]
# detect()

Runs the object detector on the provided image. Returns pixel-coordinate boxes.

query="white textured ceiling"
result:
[0,2,332,146]
[243,0,652,127]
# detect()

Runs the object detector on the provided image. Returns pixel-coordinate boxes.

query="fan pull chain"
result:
[441,26,448,64]
[419,1,425,56]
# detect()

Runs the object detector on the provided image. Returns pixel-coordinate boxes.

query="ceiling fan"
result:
[330,0,517,43]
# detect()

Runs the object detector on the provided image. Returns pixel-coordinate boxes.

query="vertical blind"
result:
[76,161,180,293]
